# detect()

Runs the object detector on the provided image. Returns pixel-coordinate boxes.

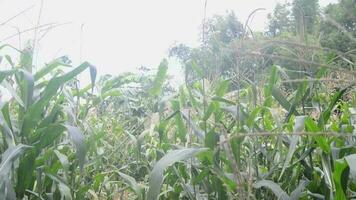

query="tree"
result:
[292,0,319,34]
[202,11,244,45]
[320,0,356,54]
[169,11,245,82]
[267,2,294,36]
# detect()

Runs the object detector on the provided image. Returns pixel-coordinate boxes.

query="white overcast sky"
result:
[0,0,337,84]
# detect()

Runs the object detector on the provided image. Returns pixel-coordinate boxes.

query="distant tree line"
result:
[169,0,356,85]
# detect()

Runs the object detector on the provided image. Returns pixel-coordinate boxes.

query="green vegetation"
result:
[1,0,356,199]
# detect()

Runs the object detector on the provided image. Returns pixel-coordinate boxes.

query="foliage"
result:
[267,2,295,36]
[320,0,356,58]
[0,45,96,199]
[1,0,356,199]
[169,11,244,81]
[292,0,319,34]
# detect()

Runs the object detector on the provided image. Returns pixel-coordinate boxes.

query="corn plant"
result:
[0,44,96,199]
[90,61,356,199]
[1,10,356,199]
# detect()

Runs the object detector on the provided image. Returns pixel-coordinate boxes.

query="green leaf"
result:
[272,87,292,112]
[192,168,209,185]
[345,154,356,180]
[187,87,198,108]
[293,116,306,133]
[4,55,15,67]
[253,180,289,200]
[149,59,168,96]
[19,69,34,109]
[147,148,207,200]
[181,111,205,139]
[215,80,230,97]
[318,87,349,128]
[64,125,86,171]
[205,131,218,150]
[265,65,278,99]
[101,89,121,99]
[321,153,334,191]
[118,172,143,199]
[53,150,70,174]
[333,159,349,199]
[222,105,245,121]
[290,180,309,200]
[285,81,308,122]
[171,100,186,142]
[0,145,30,176]
[0,144,31,199]
[305,117,330,152]
[21,62,94,136]
[247,107,261,128]
[0,104,15,147]
[34,56,72,81]
[19,45,33,72]
[316,67,328,79]
[0,69,16,84]
[280,116,306,179]
[46,173,72,200]
[211,96,235,105]
[2,80,25,107]
[203,102,217,121]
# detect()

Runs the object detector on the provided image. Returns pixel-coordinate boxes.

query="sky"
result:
[0,0,337,85]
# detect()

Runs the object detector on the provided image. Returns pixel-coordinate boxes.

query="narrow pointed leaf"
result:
[280,116,306,179]
[64,125,86,170]
[34,56,72,81]
[148,148,207,200]
[253,180,289,200]
[181,111,205,139]
[46,173,72,200]
[19,69,34,108]
[345,154,356,179]
[290,180,309,200]
[149,59,168,96]
[21,62,94,135]
[118,172,143,198]
[0,144,31,199]
[333,159,349,199]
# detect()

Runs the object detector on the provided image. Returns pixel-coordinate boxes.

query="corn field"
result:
[1,0,356,199]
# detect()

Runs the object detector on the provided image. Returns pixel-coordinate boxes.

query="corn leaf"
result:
[147,148,207,200]
[64,125,86,171]
[149,59,168,96]
[253,180,289,200]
